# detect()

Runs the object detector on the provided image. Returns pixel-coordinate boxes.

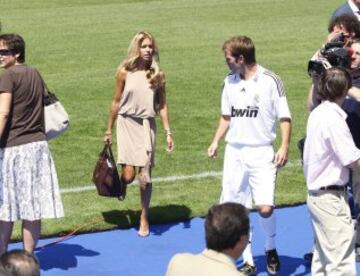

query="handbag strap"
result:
[109,144,120,173]
[35,68,50,97]
[101,144,115,162]
[39,72,60,106]
[42,79,50,97]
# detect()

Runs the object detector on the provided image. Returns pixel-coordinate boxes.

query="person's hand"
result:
[326,30,352,47]
[207,142,218,159]
[104,131,112,145]
[274,146,288,168]
[166,135,174,152]
[327,31,343,43]
[348,86,360,101]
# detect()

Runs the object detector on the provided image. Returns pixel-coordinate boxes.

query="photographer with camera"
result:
[303,14,360,264]
[307,14,360,111]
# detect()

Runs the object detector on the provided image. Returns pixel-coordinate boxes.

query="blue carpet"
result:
[8,204,360,275]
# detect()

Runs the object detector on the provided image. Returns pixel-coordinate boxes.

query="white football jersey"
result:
[221,65,291,146]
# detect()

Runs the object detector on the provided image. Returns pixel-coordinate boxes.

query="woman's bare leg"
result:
[22,220,41,253]
[121,164,152,236]
[138,167,152,237]
[121,165,136,184]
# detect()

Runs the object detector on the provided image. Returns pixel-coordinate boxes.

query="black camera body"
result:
[308,33,352,76]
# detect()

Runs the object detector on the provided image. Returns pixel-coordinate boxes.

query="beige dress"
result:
[116,70,157,168]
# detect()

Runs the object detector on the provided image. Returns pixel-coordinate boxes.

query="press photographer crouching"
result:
[304,67,360,276]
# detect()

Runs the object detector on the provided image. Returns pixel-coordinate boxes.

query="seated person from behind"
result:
[0,249,40,276]
[165,202,249,276]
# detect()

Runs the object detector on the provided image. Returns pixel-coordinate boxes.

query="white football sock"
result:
[259,212,276,251]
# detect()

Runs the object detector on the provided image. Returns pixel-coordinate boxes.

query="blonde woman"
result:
[104,31,174,237]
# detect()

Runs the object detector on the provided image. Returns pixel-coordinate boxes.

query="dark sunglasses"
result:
[0,49,12,56]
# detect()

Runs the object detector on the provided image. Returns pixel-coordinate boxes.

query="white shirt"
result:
[221,65,291,146]
[348,0,360,21]
[304,101,360,190]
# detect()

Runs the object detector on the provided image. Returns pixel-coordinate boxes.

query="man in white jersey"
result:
[208,35,292,275]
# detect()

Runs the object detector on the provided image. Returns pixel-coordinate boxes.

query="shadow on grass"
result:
[237,254,311,276]
[35,243,99,271]
[102,204,192,235]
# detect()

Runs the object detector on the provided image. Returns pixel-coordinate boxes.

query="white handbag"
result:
[44,90,70,140]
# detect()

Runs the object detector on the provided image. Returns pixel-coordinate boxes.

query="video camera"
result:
[307,33,353,76]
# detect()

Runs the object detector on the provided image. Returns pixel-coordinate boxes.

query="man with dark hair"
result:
[328,14,360,39]
[0,249,40,276]
[165,203,249,276]
[308,14,360,110]
[304,67,360,275]
[207,35,292,275]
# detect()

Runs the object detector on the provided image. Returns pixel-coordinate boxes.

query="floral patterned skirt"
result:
[0,141,64,221]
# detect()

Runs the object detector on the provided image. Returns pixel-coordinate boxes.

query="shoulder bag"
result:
[39,72,70,140]
[43,88,70,139]
[92,144,126,200]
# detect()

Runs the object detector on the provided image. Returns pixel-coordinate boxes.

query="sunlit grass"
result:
[0,0,340,239]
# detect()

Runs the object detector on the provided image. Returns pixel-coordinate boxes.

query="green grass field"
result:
[0,0,342,239]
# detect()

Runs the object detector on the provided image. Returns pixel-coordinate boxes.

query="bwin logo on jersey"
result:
[231,106,259,118]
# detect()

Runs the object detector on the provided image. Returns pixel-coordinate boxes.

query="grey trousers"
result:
[307,190,355,276]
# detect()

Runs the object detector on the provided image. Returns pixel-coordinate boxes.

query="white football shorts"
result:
[219,143,276,209]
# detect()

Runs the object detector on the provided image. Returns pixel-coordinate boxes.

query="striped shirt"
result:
[221,65,291,146]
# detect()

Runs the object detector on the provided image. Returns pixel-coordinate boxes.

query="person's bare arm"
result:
[104,68,127,144]
[308,75,321,112]
[158,71,174,152]
[274,118,291,168]
[207,115,230,158]
[348,86,360,101]
[0,92,11,138]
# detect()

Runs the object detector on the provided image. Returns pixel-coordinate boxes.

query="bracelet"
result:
[164,128,172,136]
[105,131,112,135]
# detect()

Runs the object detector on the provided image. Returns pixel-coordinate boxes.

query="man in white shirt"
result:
[208,35,292,275]
[304,67,360,276]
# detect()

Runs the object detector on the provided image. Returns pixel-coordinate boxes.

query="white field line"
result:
[60,159,302,194]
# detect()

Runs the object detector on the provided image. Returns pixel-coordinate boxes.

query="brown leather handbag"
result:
[92,144,126,200]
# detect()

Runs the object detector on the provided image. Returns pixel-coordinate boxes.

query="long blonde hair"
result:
[116,31,162,89]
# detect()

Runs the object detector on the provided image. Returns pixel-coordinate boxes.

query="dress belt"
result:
[319,185,346,191]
